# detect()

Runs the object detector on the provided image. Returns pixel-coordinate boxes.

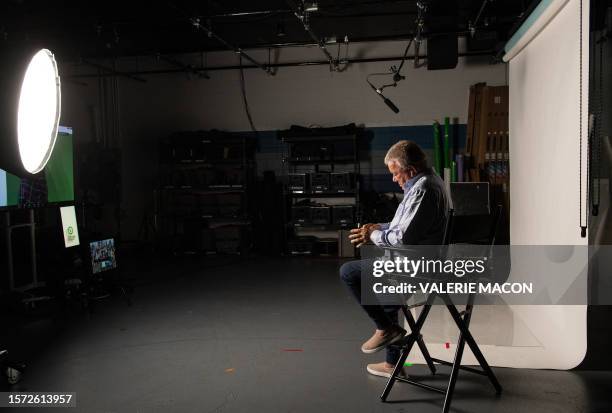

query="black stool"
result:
[380,205,505,413]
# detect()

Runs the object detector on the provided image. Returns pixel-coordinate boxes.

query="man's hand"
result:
[348,223,381,248]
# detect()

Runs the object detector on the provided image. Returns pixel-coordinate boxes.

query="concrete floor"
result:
[2,256,611,413]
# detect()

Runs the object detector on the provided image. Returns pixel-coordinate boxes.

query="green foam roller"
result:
[433,121,441,174]
[444,117,451,169]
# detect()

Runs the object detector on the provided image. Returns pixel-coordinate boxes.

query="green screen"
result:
[45,128,74,203]
[6,172,20,206]
[0,126,74,207]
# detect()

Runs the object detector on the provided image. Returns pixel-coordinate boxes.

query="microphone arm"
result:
[368,81,400,113]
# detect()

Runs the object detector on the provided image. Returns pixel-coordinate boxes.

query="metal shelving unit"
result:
[278,126,361,257]
[155,132,256,255]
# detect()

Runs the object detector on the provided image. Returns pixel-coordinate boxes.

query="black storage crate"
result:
[332,205,354,225]
[310,206,331,225]
[310,172,330,192]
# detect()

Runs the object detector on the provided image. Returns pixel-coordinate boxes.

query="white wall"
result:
[113,40,506,131]
[61,40,507,240]
[503,0,587,369]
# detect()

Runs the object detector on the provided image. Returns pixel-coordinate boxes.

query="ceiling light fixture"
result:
[303,1,318,12]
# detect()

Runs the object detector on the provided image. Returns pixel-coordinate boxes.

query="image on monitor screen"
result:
[90,239,117,274]
[60,205,80,248]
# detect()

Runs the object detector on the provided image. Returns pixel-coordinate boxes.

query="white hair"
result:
[383,140,427,171]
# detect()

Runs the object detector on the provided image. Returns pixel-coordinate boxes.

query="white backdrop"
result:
[409,0,589,369]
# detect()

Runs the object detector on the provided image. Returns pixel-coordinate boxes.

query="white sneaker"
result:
[361,326,407,354]
[366,362,408,378]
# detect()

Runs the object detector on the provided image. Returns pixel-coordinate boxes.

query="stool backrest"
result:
[444,204,503,246]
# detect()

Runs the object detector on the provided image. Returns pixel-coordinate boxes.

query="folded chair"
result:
[380,204,505,413]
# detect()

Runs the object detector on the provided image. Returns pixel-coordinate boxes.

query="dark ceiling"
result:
[0,0,537,61]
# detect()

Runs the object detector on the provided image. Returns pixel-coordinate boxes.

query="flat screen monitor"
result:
[0,125,74,208]
[90,238,117,274]
[59,205,80,248]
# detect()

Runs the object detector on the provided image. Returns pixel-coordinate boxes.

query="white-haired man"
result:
[340,140,449,378]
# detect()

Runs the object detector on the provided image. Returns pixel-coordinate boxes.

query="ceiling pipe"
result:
[68,50,493,79]
[469,0,491,36]
[189,17,272,74]
[207,9,290,18]
[167,2,272,75]
[72,31,471,59]
[207,9,418,19]
[285,0,340,70]
[158,54,210,79]
[80,59,147,82]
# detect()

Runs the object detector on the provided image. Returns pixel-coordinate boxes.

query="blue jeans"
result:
[339,259,401,364]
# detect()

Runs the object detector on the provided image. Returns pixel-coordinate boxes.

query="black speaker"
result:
[310,172,330,192]
[310,206,331,225]
[427,34,458,70]
[330,172,354,192]
[332,205,354,225]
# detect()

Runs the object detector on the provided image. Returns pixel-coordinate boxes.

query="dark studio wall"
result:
[60,40,507,241]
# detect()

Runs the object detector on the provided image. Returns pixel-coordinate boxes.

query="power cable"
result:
[579,0,586,237]
[239,55,259,136]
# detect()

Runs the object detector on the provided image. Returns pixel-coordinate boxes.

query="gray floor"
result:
[4,256,612,413]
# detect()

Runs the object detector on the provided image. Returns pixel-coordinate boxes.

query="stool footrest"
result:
[389,333,422,348]
[430,358,488,376]
[393,376,446,394]
[406,301,427,309]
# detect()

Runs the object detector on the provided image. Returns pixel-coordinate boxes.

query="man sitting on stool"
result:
[340,140,449,378]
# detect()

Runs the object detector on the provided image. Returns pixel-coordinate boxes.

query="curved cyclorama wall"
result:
[505,0,588,369]
[409,0,588,370]
[502,0,570,63]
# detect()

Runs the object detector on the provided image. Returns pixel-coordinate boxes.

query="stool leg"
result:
[442,334,467,413]
[442,296,503,394]
[380,334,417,402]
[442,302,474,413]
[417,336,437,375]
[381,298,435,402]
[402,306,437,375]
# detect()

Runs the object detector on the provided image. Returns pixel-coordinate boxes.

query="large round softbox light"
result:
[0,47,61,177]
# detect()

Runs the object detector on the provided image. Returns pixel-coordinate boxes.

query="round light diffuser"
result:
[17,49,61,174]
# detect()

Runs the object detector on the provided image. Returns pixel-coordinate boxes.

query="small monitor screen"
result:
[60,205,80,247]
[0,169,6,207]
[90,239,117,274]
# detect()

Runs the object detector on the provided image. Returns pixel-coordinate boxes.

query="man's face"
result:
[388,162,414,189]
